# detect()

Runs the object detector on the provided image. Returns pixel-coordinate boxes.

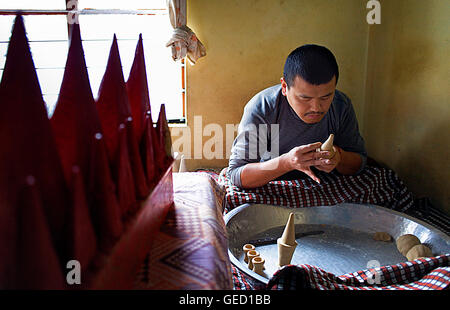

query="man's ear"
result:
[280,77,288,96]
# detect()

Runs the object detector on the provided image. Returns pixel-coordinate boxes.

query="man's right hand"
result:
[282,142,326,184]
[240,142,329,188]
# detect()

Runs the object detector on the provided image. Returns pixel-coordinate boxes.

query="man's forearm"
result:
[335,147,363,175]
[240,154,291,189]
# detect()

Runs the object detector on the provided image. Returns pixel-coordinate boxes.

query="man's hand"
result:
[315,146,342,173]
[283,142,329,183]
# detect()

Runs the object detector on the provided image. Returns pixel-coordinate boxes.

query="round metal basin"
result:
[225,203,450,284]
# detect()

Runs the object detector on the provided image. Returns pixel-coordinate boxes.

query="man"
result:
[227,44,367,188]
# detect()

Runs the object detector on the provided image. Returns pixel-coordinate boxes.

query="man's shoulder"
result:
[330,89,354,115]
[244,84,282,114]
[333,89,352,105]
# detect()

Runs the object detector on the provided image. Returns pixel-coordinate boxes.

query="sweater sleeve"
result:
[226,92,274,187]
[334,93,368,173]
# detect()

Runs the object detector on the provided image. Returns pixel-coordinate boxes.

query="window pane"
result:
[29,41,68,69]
[23,15,68,41]
[78,0,166,10]
[36,68,64,95]
[0,0,66,10]
[0,15,15,41]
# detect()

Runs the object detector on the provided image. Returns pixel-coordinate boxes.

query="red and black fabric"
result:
[219,165,415,213]
[67,166,98,275]
[13,176,66,289]
[266,255,450,290]
[50,23,122,254]
[0,14,70,269]
[96,35,149,201]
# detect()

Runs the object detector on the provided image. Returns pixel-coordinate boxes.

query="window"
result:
[0,0,185,123]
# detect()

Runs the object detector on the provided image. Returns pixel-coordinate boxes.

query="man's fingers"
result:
[297,142,322,154]
[302,167,321,184]
[299,158,328,166]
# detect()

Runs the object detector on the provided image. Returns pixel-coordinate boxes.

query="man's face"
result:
[281,75,336,124]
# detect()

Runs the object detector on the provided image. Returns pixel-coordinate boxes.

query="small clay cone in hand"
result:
[277,212,298,267]
[318,134,335,159]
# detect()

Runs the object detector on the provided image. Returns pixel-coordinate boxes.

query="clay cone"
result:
[320,134,335,158]
[277,213,297,267]
[252,256,266,276]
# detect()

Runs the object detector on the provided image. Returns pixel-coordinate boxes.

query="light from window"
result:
[0,0,184,123]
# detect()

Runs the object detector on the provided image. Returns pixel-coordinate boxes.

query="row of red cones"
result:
[0,15,173,289]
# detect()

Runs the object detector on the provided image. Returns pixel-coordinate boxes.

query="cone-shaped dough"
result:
[179,154,187,172]
[280,213,296,245]
[321,134,334,151]
[319,134,335,159]
[277,239,297,267]
[277,213,298,267]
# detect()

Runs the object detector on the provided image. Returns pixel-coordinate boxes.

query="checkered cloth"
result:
[218,164,414,213]
[267,255,450,290]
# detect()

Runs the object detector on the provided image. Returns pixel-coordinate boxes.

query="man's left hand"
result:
[315,146,341,173]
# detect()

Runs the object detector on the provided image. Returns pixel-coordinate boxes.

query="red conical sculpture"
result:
[50,23,123,253]
[140,114,158,189]
[116,123,138,218]
[90,132,124,251]
[126,33,151,143]
[96,35,149,201]
[67,166,98,276]
[14,176,66,289]
[156,104,173,172]
[0,14,70,267]
[126,34,158,190]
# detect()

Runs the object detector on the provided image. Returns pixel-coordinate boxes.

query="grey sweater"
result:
[227,84,367,187]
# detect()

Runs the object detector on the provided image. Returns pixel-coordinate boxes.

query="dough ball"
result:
[406,244,432,261]
[373,232,392,242]
[396,234,421,256]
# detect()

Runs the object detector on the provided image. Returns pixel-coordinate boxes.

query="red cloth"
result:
[89,133,124,252]
[68,166,98,273]
[14,176,66,289]
[156,104,173,173]
[116,124,138,218]
[126,34,158,191]
[96,35,149,201]
[0,14,70,266]
[50,23,122,253]
[126,33,151,143]
[140,116,158,189]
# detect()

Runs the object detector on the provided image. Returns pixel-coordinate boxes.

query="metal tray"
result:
[225,203,450,284]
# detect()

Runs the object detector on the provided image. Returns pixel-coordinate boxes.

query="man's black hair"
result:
[283,44,339,87]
